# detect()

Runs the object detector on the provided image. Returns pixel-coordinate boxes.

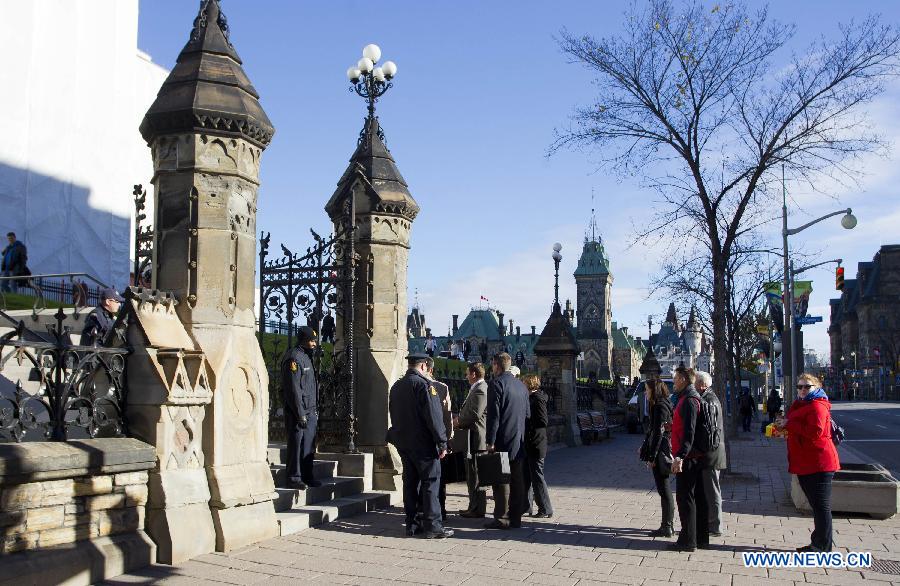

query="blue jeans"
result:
[1,270,17,293]
[798,472,834,551]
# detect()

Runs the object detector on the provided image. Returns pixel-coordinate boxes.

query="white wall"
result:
[0,0,168,290]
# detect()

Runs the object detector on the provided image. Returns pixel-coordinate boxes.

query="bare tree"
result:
[553,0,900,405]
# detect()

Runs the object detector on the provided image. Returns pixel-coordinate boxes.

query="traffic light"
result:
[836,266,845,290]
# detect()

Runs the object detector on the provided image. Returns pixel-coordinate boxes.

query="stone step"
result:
[269,460,338,486]
[275,491,393,537]
[273,475,365,511]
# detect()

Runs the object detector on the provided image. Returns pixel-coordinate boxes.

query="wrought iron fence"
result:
[258,197,357,451]
[0,307,129,442]
[576,386,594,412]
[132,184,153,288]
[0,273,107,313]
[541,375,559,416]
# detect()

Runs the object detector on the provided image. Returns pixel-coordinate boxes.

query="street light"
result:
[552,243,562,310]
[781,166,857,404]
[347,43,397,119]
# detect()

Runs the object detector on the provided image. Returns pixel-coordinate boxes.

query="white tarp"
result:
[0,0,167,290]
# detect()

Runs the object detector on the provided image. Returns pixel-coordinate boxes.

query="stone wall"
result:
[0,439,155,585]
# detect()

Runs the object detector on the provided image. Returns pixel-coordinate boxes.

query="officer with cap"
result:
[281,326,322,490]
[80,287,124,346]
[387,352,454,539]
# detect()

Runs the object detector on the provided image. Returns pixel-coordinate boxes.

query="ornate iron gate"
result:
[258,204,357,452]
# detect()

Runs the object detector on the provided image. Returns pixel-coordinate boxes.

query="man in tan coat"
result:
[456,362,488,517]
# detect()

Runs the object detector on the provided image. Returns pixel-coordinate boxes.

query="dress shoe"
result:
[650,524,674,537]
[405,525,424,537]
[796,544,821,552]
[303,479,323,488]
[698,543,711,550]
[483,520,510,530]
[535,512,554,519]
[709,531,723,537]
[509,521,522,529]
[423,527,454,539]
[460,510,485,518]
[287,480,307,490]
[666,542,696,552]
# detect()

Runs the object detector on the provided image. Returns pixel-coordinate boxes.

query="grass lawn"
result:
[0,291,71,311]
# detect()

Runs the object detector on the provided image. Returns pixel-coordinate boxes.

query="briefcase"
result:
[476,451,510,487]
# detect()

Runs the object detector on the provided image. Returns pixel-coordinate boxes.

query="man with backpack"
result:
[1,232,28,294]
[669,366,711,552]
[696,371,725,537]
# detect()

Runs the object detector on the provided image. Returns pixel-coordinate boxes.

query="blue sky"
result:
[138,1,900,359]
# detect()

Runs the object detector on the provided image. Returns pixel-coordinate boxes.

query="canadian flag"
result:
[480,295,489,302]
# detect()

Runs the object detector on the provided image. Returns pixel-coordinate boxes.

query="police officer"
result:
[281,326,322,490]
[387,353,454,539]
[80,288,124,346]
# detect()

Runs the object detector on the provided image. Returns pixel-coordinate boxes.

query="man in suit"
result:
[522,374,554,518]
[280,326,322,490]
[387,353,454,539]
[456,361,488,517]
[484,352,530,529]
[425,357,453,521]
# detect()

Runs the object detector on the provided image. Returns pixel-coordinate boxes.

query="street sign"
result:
[756,325,769,335]
[796,315,823,325]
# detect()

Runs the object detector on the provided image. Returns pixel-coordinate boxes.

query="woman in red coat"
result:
[775,373,840,552]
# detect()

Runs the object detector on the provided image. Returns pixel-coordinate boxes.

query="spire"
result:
[665,302,678,325]
[140,0,274,148]
[325,116,419,221]
[585,187,600,244]
[687,305,699,330]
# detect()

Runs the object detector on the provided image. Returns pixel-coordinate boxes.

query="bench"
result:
[577,410,623,444]
[589,410,622,436]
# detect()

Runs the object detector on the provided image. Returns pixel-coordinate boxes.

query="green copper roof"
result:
[574,239,610,276]
[612,323,646,357]
[455,309,501,340]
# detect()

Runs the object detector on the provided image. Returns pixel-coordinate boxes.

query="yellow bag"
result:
[762,401,767,414]
[765,423,787,439]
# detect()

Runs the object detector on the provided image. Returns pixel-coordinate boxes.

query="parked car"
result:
[626,378,674,434]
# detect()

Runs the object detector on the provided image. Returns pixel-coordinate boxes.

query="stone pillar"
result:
[326,116,419,491]
[124,290,216,564]
[139,0,278,550]
[534,305,581,447]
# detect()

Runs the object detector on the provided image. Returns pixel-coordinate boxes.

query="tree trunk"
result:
[711,250,734,471]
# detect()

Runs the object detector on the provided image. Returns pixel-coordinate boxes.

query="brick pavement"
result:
[107,431,900,585]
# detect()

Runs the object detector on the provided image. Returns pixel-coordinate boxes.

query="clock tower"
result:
[574,212,613,380]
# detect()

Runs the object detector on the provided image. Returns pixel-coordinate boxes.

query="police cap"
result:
[406,352,429,366]
[297,326,317,344]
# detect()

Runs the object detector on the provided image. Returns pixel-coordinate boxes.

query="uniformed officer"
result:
[387,353,454,539]
[280,326,322,490]
[80,288,124,346]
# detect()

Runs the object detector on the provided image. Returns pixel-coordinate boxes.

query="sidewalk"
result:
[107,432,900,585]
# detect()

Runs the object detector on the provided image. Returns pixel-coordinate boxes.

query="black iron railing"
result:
[0,307,129,442]
[0,273,107,313]
[541,375,559,416]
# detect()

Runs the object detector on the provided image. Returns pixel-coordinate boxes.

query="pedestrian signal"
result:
[836,267,845,291]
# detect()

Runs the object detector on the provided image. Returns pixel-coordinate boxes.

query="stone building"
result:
[828,244,900,398]
[611,322,646,382]
[648,304,714,376]
[574,231,614,380]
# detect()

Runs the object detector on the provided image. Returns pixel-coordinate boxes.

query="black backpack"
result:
[692,390,721,453]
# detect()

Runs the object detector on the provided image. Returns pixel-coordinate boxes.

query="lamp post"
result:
[781,167,857,404]
[346,44,397,119]
[552,243,562,311]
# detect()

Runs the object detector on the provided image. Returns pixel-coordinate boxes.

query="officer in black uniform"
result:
[80,288,124,346]
[387,353,454,539]
[281,326,322,490]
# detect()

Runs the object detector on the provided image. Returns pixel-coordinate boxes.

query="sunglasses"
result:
[796,384,812,390]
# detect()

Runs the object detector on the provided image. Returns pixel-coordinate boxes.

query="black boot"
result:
[650,523,674,537]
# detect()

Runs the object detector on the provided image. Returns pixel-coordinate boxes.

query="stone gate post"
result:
[534,304,581,447]
[326,116,419,491]
[139,0,278,550]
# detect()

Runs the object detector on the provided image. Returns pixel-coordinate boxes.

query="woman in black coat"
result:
[522,374,554,518]
[640,379,674,537]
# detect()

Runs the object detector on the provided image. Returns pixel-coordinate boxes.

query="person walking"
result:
[484,352,530,530]
[738,389,755,432]
[774,373,840,552]
[80,288,124,346]
[522,374,553,518]
[424,333,436,357]
[425,357,453,521]
[766,389,783,427]
[280,326,323,490]
[456,362,488,518]
[320,310,336,344]
[669,366,710,552]
[696,371,726,537]
[387,353,453,539]
[639,379,675,537]
[1,232,28,294]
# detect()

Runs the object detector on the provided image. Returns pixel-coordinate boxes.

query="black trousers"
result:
[465,451,487,514]
[284,409,317,483]
[675,457,709,548]
[492,456,526,527]
[741,413,752,431]
[438,456,450,519]
[400,451,443,532]
[652,464,674,529]
[523,454,553,516]
[797,472,834,551]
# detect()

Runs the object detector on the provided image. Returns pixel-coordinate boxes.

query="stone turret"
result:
[326,114,418,491]
[534,302,580,446]
[683,305,702,356]
[139,0,277,552]
[574,218,613,379]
